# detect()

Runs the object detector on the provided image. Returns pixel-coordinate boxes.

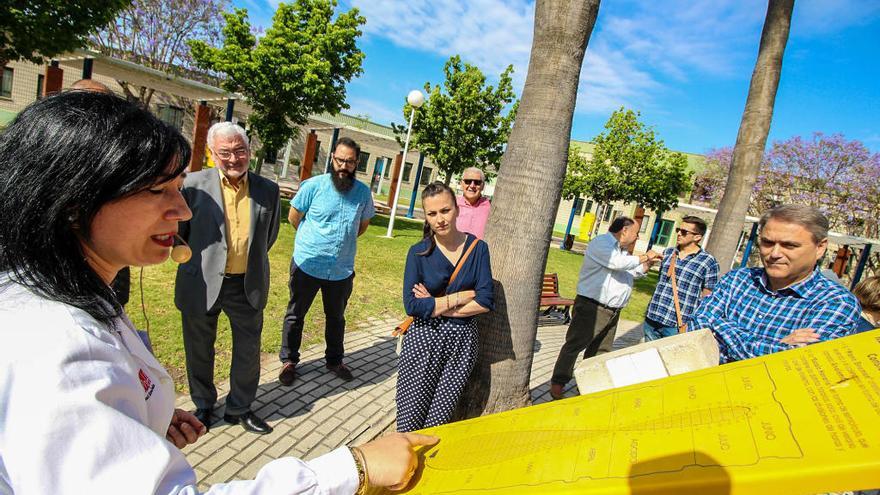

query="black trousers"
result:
[279,260,354,366]
[551,295,621,386]
[181,275,263,415]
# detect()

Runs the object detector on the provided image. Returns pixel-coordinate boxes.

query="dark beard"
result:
[331,169,356,192]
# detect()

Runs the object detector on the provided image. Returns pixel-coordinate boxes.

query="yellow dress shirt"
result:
[219,170,251,274]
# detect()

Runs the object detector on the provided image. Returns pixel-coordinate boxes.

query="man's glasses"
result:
[333,155,358,167]
[676,228,699,236]
[214,149,248,160]
[462,179,483,186]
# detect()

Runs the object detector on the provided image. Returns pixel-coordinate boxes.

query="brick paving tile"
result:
[197,445,240,475]
[203,459,243,486]
[236,454,274,480]
[235,438,271,465]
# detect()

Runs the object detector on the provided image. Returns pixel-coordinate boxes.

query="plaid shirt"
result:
[688,267,861,363]
[646,247,719,327]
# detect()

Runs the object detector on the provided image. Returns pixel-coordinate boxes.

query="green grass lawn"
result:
[129,214,657,392]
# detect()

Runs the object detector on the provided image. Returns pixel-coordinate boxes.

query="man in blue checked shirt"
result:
[279,137,375,385]
[688,205,861,363]
[644,216,719,341]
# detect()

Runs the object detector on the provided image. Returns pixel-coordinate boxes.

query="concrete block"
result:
[573,329,719,395]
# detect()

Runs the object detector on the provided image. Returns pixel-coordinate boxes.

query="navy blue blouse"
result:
[402,234,494,322]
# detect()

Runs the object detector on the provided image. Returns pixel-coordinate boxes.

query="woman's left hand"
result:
[166,408,207,449]
[412,283,431,299]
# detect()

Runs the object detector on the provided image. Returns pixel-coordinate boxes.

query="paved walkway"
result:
[178,317,645,489]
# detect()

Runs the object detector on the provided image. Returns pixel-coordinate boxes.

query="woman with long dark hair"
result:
[0,91,433,493]
[397,182,494,432]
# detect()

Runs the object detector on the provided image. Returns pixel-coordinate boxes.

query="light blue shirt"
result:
[291,175,375,281]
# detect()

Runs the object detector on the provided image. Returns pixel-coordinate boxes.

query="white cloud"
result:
[345,0,879,118]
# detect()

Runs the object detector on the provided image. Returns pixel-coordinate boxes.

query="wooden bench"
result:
[539,273,575,324]
[373,201,391,215]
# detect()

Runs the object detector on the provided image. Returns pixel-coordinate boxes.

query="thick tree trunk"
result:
[705,0,794,273]
[457,0,601,418]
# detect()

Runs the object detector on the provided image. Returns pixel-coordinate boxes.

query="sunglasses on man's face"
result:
[462,179,483,186]
[676,228,699,236]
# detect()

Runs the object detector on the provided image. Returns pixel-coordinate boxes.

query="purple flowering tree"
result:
[693,133,880,237]
[90,0,229,106]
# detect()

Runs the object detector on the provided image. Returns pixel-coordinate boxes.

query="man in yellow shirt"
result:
[175,122,281,435]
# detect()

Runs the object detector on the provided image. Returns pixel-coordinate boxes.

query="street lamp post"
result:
[385,89,425,237]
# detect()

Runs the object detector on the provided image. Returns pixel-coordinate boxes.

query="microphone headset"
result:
[137,234,191,334]
[171,234,192,263]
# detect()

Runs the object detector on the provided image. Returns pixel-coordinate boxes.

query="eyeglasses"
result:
[676,228,699,236]
[462,179,483,186]
[214,148,248,160]
[333,155,358,167]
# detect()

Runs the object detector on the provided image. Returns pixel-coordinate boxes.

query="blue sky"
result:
[233,0,880,155]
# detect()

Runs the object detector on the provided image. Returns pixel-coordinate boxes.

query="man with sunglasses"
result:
[643,216,719,341]
[456,167,491,238]
[279,137,375,385]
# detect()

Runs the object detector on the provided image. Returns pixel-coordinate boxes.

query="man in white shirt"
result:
[550,216,660,400]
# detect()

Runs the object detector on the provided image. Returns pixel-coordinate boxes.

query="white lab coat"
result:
[0,276,357,494]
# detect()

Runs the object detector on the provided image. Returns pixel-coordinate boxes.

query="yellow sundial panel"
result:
[376,330,880,494]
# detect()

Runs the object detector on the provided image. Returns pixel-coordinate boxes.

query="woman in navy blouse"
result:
[397,182,494,432]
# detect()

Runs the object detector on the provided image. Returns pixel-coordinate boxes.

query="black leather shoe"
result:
[224,411,273,435]
[326,363,354,381]
[194,408,213,433]
[278,362,297,386]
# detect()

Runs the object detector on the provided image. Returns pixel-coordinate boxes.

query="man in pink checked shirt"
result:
[455,167,491,239]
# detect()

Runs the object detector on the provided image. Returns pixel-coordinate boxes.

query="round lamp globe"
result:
[407,90,425,108]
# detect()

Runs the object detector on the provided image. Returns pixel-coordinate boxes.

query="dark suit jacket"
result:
[174,169,280,313]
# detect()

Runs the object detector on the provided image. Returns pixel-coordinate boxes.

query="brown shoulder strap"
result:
[449,238,479,286]
[667,252,686,332]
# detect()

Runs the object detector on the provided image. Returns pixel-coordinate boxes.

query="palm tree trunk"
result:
[457,0,601,418]
[706,0,794,273]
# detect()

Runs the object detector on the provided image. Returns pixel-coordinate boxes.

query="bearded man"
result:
[278,137,375,385]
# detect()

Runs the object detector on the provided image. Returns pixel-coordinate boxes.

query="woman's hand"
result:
[165,408,207,449]
[454,290,476,306]
[412,283,431,299]
[356,432,439,491]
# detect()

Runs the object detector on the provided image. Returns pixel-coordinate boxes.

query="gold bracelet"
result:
[349,446,368,495]
[446,294,450,308]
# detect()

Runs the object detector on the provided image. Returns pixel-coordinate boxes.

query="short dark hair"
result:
[333,136,360,157]
[680,215,708,235]
[759,204,829,244]
[0,91,190,326]
[608,216,635,233]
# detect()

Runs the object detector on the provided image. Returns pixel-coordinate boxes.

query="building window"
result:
[36,74,44,99]
[602,205,613,222]
[584,199,594,214]
[656,219,676,246]
[573,197,585,214]
[357,151,370,172]
[403,162,413,182]
[384,158,392,178]
[156,104,184,130]
[1,67,13,98]
[639,216,650,233]
[420,167,433,185]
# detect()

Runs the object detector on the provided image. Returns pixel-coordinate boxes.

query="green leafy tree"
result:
[562,107,692,235]
[1,0,130,67]
[393,55,517,184]
[189,1,365,159]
